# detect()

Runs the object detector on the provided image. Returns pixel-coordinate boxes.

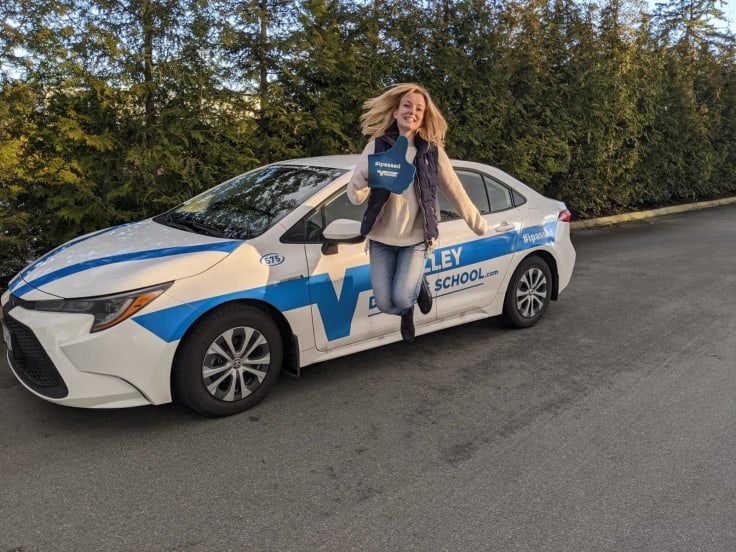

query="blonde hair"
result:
[360,83,448,147]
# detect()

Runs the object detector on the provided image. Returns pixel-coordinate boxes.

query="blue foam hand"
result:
[367,135,417,194]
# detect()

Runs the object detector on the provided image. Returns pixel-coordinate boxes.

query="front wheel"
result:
[502,256,552,328]
[172,304,283,417]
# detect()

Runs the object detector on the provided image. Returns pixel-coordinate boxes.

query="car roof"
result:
[272,154,540,198]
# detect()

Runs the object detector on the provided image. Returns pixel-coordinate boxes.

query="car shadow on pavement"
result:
[1,316,512,430]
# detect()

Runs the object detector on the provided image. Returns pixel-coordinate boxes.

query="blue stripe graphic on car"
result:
[10,240,242,297]
[8,224,129,290]
[133,222,558,343]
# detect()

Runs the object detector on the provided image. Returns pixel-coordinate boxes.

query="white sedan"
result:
[1,155,576,416]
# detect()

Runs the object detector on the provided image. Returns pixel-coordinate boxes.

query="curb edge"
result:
[570,196,736,230]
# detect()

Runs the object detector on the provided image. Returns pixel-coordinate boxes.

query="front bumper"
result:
[2,296,178,409]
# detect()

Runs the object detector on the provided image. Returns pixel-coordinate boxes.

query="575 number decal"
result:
[260,253,285,266]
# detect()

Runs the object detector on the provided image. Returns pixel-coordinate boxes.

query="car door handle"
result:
[494,222,515,233]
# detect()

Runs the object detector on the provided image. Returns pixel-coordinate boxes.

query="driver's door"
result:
[298,188,435,351]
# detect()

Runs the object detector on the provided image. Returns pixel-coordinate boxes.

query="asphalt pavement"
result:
[1,201,735,552]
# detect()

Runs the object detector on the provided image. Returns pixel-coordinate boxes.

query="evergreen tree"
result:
[489,0,573,191]
[706,37,736,197]
[0,0,262,277]
[0,82,36,281]
[404,0,506,165]
[219,0,303,161]
[277,0,366,156]
[3,0,736,284]
[643,0,731,203]
[553,0,651,216]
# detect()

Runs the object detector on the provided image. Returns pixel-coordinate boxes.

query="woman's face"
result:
[393,92,426,137]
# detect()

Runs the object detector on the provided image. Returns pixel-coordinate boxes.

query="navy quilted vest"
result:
[359,126,440,244]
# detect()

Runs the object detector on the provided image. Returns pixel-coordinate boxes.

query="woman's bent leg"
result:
[392,243,427,312]
[369,240,402,315]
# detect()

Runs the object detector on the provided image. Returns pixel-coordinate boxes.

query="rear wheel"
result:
[503,256,552,328]
[173,304,283,417]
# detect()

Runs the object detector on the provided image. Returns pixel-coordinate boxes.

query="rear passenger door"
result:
[432,169,523,319]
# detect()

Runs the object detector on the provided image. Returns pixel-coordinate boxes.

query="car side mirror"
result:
[321,219,364,255]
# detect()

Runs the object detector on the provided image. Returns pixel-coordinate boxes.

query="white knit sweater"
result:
[347,140,489,247]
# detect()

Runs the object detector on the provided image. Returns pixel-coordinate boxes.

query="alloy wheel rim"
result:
[515,267,548,318]
[201,326,270,402]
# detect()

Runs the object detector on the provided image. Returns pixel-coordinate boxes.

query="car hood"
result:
[8,219,243,300]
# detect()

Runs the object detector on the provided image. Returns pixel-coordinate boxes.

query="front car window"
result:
[155,165,346,239]
[283,188,365,244]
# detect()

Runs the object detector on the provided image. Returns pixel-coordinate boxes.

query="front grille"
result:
[3,301,69,399]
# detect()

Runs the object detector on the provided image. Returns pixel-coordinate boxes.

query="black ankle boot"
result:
[400,306,415,343]
[417,276,432,314]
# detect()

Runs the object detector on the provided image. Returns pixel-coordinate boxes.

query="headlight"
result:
[33,282,173,333]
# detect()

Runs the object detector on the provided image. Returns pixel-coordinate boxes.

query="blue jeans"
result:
[369,240,427,316]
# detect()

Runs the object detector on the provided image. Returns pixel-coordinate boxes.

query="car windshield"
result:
[155,164,346,239]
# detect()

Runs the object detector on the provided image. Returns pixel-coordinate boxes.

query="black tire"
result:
[172,304,283,417]
[502,256,552,328]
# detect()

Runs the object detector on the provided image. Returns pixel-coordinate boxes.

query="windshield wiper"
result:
[163,213,226,238]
